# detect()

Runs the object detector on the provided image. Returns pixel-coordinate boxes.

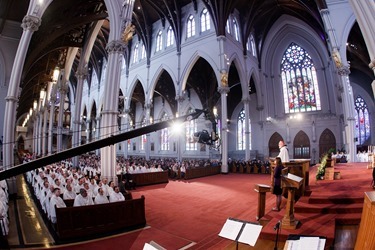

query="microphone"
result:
[274,221,281,231]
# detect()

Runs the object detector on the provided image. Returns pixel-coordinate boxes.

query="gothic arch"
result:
[180,52,219,94]
[269,132,284,157]
[319,128,336,157]
[293,130,310,159]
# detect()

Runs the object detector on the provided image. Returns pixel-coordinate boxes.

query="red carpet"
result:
[50,163,373,249]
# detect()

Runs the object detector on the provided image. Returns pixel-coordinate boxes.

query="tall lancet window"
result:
[200,8,210,32]
[355,95,370,145]
[237,109,251,150]
[187,15,195,38]
[281,43,321,113]
[156,30,163,52]
[140,117,146,151]
[185,108,197,150]
[160,112,170,150]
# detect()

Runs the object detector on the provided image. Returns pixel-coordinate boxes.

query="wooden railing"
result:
[55,196,146,240]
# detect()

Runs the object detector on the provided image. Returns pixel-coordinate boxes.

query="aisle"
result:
[7,175,54,249]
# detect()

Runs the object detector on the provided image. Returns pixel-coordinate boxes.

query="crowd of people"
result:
[22,154,225,225]
[0,179,9,237]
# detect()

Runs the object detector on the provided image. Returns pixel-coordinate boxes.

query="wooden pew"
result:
[184,165,221,180]
[118,171,169,187]
[55,196,146,240]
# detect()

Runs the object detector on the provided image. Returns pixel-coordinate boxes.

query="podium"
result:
[281,173,303,229]
[254,184,271,220]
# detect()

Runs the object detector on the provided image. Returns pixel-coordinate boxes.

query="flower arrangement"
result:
[316,153,328,180]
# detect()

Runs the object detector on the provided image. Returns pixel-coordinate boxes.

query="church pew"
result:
[117,171,169,186]
[55,196,146,240]
[184,165,221,180]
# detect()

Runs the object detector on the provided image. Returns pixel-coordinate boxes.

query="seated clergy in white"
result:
[94,188,109,204]
[63,184,76,200]
[109,186,125,203]
[73,188,94,207]
[49,188,66,224]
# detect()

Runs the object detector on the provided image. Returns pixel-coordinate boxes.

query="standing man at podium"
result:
[277,140,290,162]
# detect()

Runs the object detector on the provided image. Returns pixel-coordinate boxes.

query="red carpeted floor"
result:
[51,162,373,250]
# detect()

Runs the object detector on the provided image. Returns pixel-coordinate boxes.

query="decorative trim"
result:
[21,15,41,32]
[106,40,127,54]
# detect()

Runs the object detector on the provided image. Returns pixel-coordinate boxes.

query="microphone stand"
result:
[274,221,281,250]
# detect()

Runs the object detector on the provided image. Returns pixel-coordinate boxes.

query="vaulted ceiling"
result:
[0,0,371,121]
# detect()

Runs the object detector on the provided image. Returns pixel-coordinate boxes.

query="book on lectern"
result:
[218,218,262,246]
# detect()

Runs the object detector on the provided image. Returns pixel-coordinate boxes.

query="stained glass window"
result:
[355,95,370,145]
[201,8,210,32]
[237,109,251,150]
[161,113,170,150]
[187,15,195,38]
[281,43,321,113]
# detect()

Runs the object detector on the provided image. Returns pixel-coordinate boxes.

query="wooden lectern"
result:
[254,184,271,220]
[281,173,303,229]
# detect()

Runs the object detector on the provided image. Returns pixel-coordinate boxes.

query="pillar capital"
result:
[175,95,185,103]
[106,40,127,55]
[21,15,41,32]
[76,67,89,80]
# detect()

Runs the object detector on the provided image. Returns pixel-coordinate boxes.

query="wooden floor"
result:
[6,175,359,250]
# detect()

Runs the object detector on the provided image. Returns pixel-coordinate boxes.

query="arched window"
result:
[141,44,146,59]
[355,95,370,145]
[160,113,170,150]
[233,19,239,41]
[200,8,210,32]
[186,108,197,150]
[246,35,257,56]
[281,42,321,113]
[100,59,107,86]
[226,19,231,34]
[187,15,195,38]
[156,30,163,52]
[237,109,251,150]
[133,43,139,63]
[167,26,174,47]
[140,117,146,151]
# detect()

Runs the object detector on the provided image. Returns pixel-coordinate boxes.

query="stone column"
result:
[175,95,185,162]
[243,97,251,161]
[37,112,43,156]
[144,103,152,161]
[3,15,41,169]
[72,67,88,166]
[348,0,375,97]
[95,116,101,156]
[218,86,230,173]
[100,40,126,182]
[33,113,38,157]
[338,66,356,162]
[42,106,48,156]
[48,93,57,155]
[57,82,68,152]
